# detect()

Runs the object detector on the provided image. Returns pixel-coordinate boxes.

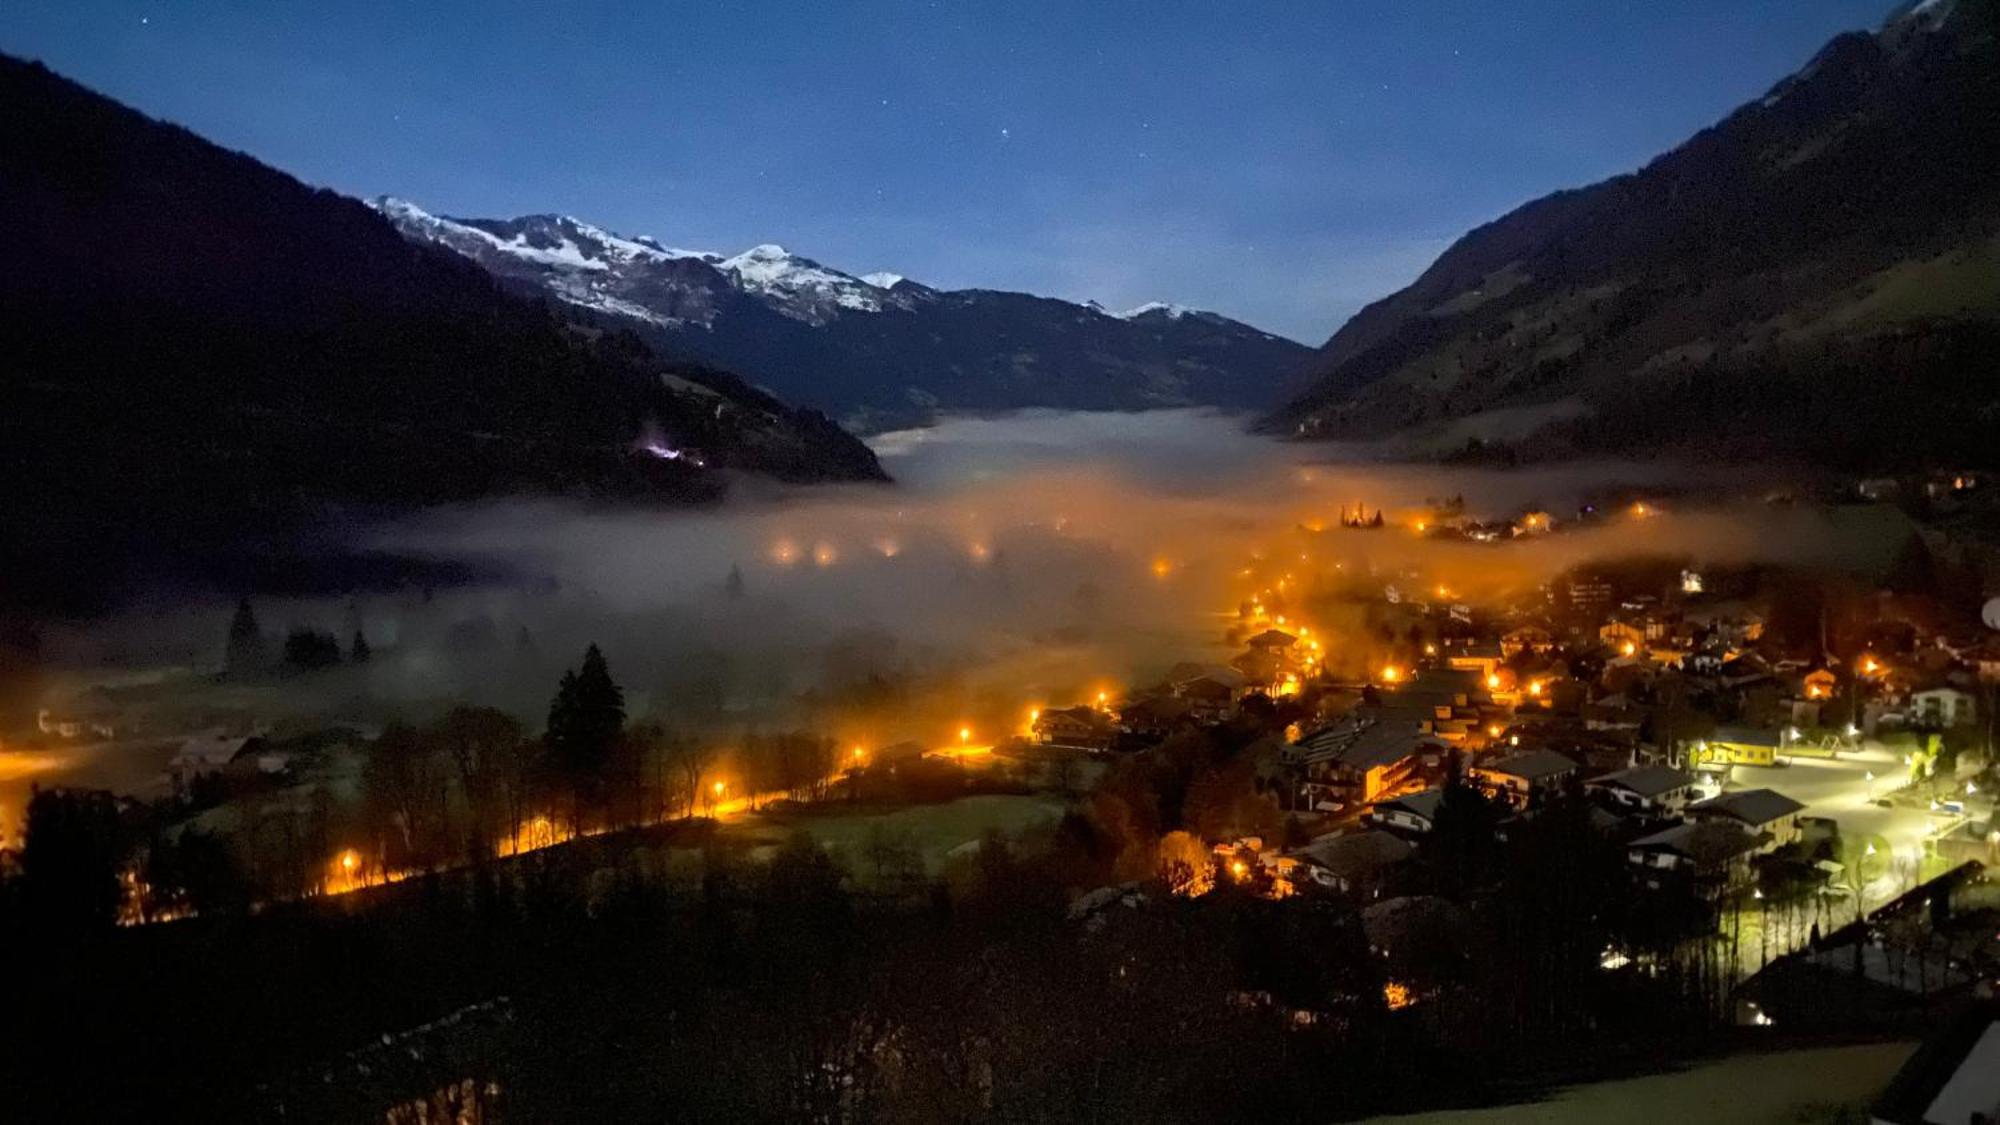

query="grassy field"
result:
[736,793,1070,873]
[1365,1041,1915,1125]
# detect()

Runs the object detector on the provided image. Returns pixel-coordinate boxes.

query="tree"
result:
[18,787,126,932]
[362,723,448,872]
[1156,829,1214,896]
[546,644,626,821]
[1421,754,1504,899]
[224,599,265,676]
[724,563,745,599]
[432,706,526,861]
[350,630,372,663]
[141,825,246,919]
[547,644,625,774]
[668,738,718,819]
[281,627,341,672]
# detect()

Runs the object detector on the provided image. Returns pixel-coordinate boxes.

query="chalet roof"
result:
[1474,749,1577,783]
[876,740,928,762]
[1629,819,1762,865]
[1038,705,1110,728]
[1689,787,1806,828]
[1118,695,1190,723]
[1588,764,1693,798]
[1247,628,1297,650]
[1293,830,1414,880]
[1373,788,1445,822]
[172,731,254,767]
[1296,718,1440,772]
[1164,662,1246,689]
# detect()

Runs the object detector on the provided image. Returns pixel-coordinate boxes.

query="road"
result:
[1722,741,1986,974]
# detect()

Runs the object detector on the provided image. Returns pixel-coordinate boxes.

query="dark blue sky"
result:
[5,1,1891,341]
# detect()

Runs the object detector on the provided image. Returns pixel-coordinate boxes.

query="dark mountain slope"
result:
[1269,0,2000,468]
[0,55,883,608]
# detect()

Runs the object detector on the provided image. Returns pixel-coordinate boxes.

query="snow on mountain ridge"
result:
[376,197,1242,330]
[1115,301,1194,320]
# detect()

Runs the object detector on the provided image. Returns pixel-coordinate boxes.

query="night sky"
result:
[4,1,1892,341]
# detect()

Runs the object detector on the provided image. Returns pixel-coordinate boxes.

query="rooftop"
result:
[1293,830,1414,879]
[1629,819,1762,865]
[1589,763,1694,798]
[1690,787,1806,827]
[1475,748,1577,782]
[1373,788,1445,822]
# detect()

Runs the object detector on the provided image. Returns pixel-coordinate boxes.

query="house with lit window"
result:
[1692,726,1784,767]
[1032,705,1116,751]
[1470,749,1578,808]
[1291,830,1414,898]
[1366,788,1446,835]
[1287,718,1441,805]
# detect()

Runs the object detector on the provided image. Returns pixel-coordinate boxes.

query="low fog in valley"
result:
[15,410,1915,824]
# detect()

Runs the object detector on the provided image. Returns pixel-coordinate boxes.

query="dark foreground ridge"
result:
[0,54,887,612]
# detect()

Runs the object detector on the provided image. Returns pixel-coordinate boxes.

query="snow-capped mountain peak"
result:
[716,243,891,320]
[375,196,1235,332]
[1116,301,1195,320]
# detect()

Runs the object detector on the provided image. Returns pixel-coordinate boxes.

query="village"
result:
[7,471,2000,1115]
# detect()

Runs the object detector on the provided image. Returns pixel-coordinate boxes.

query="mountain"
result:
[378,199,1313,430]
[1269,0,2000,470]
[0,54,885,609]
